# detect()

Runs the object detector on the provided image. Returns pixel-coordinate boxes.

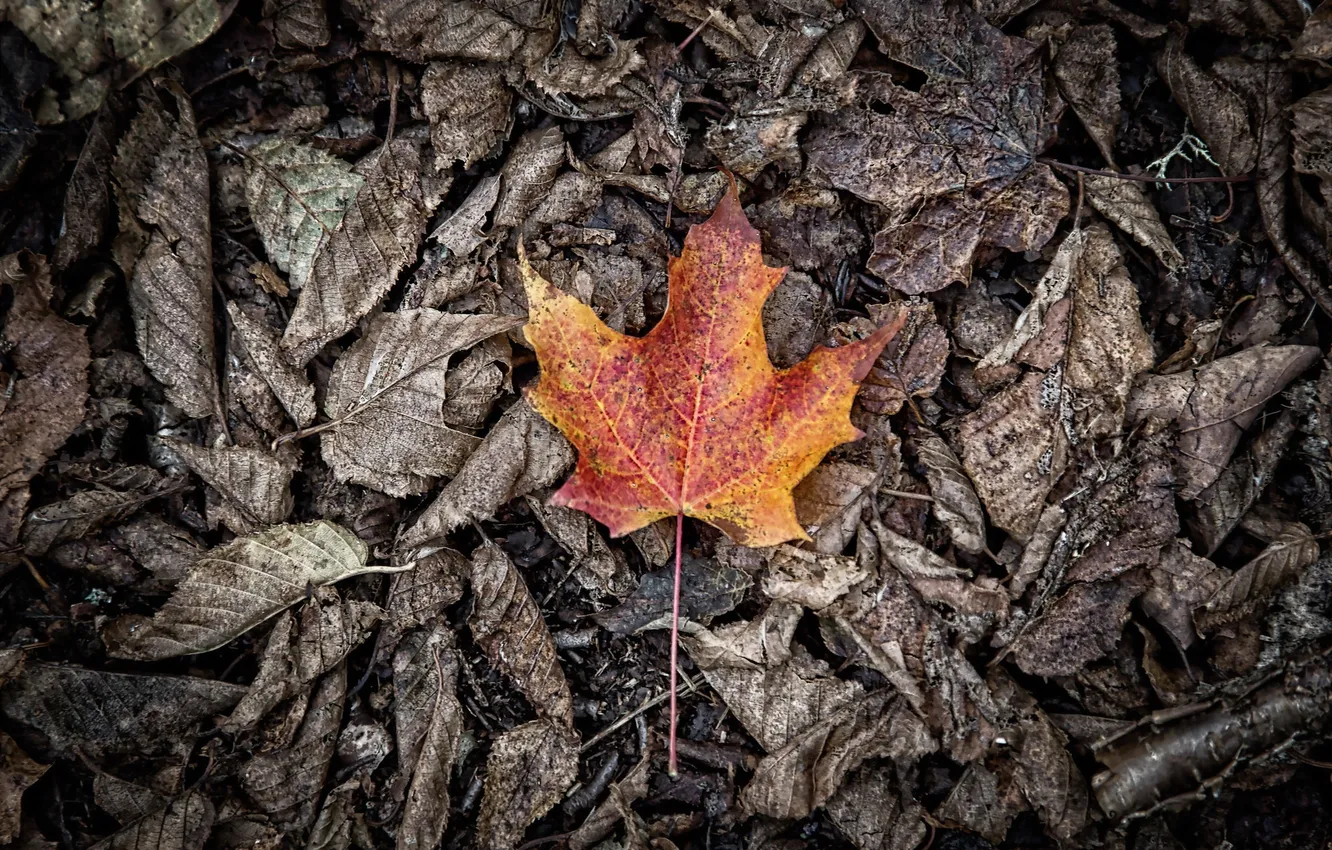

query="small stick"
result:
[674,9,717,56]
[580,669,704,754]
[1038,158,1251,184]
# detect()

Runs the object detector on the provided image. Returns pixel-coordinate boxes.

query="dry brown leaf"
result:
[874,524,1008,620]
[105,520,400,661]
[429,176,502,258]
[53,103,118,271]
[226,588,382,731]
[761,546,869,610]
[1,731,48,844]
[1064,447,1177,583]
[1188,0,1306,37]
[380,549,469,658]
[470,541,574,728]
[421,63,513,169]
[596,557,750,636]
[162,439,295,532]
[1196,519,1321,632]
[1189,411,1295,555]
[0,664,245,758]
[977,229,1080,375]
[23,468,175,557]
[1012,709,1090,842]
[113,83,220,420]
[494,126,566,228]
[442,336,513,428]
[351,0,528,63]
[705,96,807,179]
[1011,572,1148,677]
[240,663,346,832]
[792,460,878,555]
[92,772,166,825]
[319,310,522,496]
[399,400,574,554]
[740,688,935,820]
[1052,24,1120,167]
[108,515,202,584]
[244,139,363,295]
[913,429,986,555]
[1142,540,1225,651]
[0,253,90,565]
[265,0,331,48]
[1154,29,1257,176]
[1295,2,1332,60]
[958,369,1068,541]
[936,762,1013,843]
[226,303,317,428]
[526,497,633,597]
[393,623,464,850]
[529,38,644,98]
[854,302,949,415]
[824,762,927,850]
[306,780,358,850]
[1084,176,1185,272]
[88,790,214,850]
[282,140,428,364]
[476,720,580,850]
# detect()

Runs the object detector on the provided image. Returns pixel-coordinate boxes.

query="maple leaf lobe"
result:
[521,185,900,547]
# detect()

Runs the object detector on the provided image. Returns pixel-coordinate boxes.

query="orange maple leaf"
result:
[520,181,901,773]
[521,186,902,547]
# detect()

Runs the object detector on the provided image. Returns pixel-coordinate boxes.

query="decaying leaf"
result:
[494,126,566,228]
[1189,411,1295,555]
[88,790,215,850]
[351,0,527,63]
[393,623,463,850]
[469,541,574,727]
[476,720,579,850]
[1155,29,1257,176]
[761,546,869,610]
[0,664,244,758]
[105,520,400,660]
[1011,572,1149,677]
[522,181,899,545]
[596,557,751,636]
[913,429,986,555]
[244,138,364,294]
[1083,177,1185,272]
[1142,540,1225,651]
[319,310,522,496]
[23,467,175,557]
[113,83,220,421]
[853,302,949,416]
[1196,517,1320,632]
[792,460,879,555]
[825,763,927,850]
[282,140,428,364]
[162,438,295,531]
[380,549,468,657]
[1052,24,1120,168]
[421,62,513,169]
[1,731,48,844]
[226,303,318,428]
[526,497,633,597]
[936,761,1013,843]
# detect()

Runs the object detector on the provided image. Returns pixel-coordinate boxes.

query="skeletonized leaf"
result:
[1196,520,1320,632]
[421,62,513,169]
[393,624,463,850]
[913,429,986,555]
[244,138,363,294]
[240,663,346,832]
[476,721,579,850]
[469,542,574,728]
[162,438,295,531]
[282,140,428,364]
[113,83,219,420]
[399,400,573,555]
[0,664,245,758]
[320,309,522,496]
[105,520,400,660]
[87,790,214,850]
[226,303,317,428]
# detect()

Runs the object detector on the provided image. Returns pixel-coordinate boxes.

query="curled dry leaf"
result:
[351,0,527,63]
[113,83,220,421]
[282,140,428,364]
[529,38,644,98]
[1,731,48,844]
[0,664,245,758]
[1084,176,1185,272]
[88,790,215,850]
[161,438,295,531]
[399,400,574,554]
[226,303,317,428]
[429,176,502,258]
[761,546,869,610]
[494,126,566,228]
[469,541,574,728]
[476,720,580,850]
[875,525,1008,620]
[1196,519,1320,632]
[244,138,363,294]
[421,62,513,169]
[0,252,90,564]
[1011,572,1149,677]
[1052,24,1120,168]
[105,520,400,661]
[319,310,522,496]
[239,663,346,832]
[393,623,463,850]
[913,429,986,555]
[792,460,878,555]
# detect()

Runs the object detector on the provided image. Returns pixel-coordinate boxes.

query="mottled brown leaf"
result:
[53,103,119,271]
[936,762,1013,844]
[226,303,317,428]
[393,623,463,850]
[1011,572,1148,677]
[1084,177,1184,272]
[265,0,330,49]
[1,731,47,844]
[852,302,949,415]
[825,763,927,850]
[1052,25,1120,167]
[1189,411,1295,555]
[1154,29,1257,176]
[88,790,214,850]
[476,720,579,850]
[1143,540,1224,651]
[1295,2,1332,60]
[792,460,878,555]
[352,0,528,63]
[23,468,172,557]
[162,439,295,532]
[422,63,513,169]
[761,546,868,610]
[913,429,986,555]
[1196,519,1320,632]
[494,126,566,228]
[380,549,468,658]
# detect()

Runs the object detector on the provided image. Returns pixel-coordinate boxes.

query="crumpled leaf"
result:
[351,0,528,63]
[1,731,48,844]
[421,62,513,169]
[808,2,1066,293]
[319,309,522,496]
[393,623,463,850]
[239,663,345,832]
[428,176,502,259]
[226,303,317,428]
[282,140,428,364]
[1011,571,1149,677]
[1189,411,1295,555]
[305,780,358,850]
[522,181,899,545]
[264,0,330,49]
[105,520,400,660]
[399,400,573,554]
[1084,176,1185,272]
[379,549,468,657]
[113,83,219,420]
[825,762,927,850]
[226,588,381,731]
[705,95,807,180]
[244,138,364,294]
[847,302,949,416]
[913,429,986,555]
[0,664,244,758]
[595,557,750,635]
[88,790,214,850]
[526,497,633,597]
[0,252,90,564]
[23,467,175,557]
[1196,517,1320,632]
[3,0,227,121]
[476,720,579,850]
[161,438,295,532]
[469,541,574,728]
[1052,24,1120,167]
[761,546,869,610]
[494,126,566,228]
[874,524,1008,620]
[1154,28,1257,176]
[792,460,879,555]
[1142,540,1225,651]
[529,38,644,98]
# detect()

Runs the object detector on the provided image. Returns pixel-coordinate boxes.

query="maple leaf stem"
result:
[668,509,684,778]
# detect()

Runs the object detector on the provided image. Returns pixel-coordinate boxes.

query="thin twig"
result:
[674,9,718,56]
[883,489,935,503]
[1039,158,1251,184]
[581,670,705,755]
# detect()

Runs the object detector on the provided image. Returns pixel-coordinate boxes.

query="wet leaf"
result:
[1196,519,1320,632]
[1,731,48,844]
[0,664,244,759]
[522,181,900,545]
[393,623,463,850]
[596,558,751,635]
[113,83,220,420]
[105,520,400,660]
[226,303,317,429]
[469,541,574,728]
[162,439,295,532]
[913,429,986,555]
[244,138,364,294]
[1011,572,1149,677]
[23,468,174,557]
[282,140,428,364]
[476,720,579,850]
[421,62,513,169]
